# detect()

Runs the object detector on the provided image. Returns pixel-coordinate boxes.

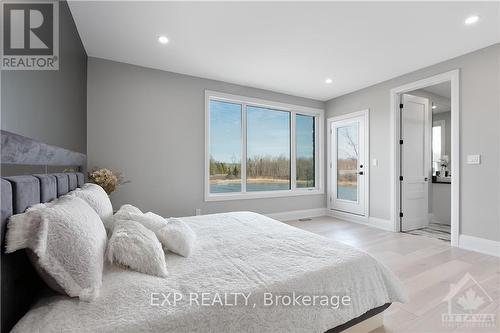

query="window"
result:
[206,91,323,200]
[296,114,315,188]
[209,100,242,193]
[336,123,359,201]
[432,120,445,175]
[432,125,442,175]
[247,106,291,191]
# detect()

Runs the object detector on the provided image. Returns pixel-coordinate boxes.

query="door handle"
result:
[424,177,428,181]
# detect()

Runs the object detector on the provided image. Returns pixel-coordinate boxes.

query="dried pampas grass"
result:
[88,168,129,194]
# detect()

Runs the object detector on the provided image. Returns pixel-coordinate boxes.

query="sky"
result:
[210,100,315,163]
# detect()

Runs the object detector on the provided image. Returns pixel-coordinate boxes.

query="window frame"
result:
[205,90,324,201]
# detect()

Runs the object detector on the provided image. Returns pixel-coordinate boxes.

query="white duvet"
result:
[12,212,406,333]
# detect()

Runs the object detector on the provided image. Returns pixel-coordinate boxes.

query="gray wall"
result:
[87,57,325,217]
[326,43,500,242]
[430,184,451,225]
[1,1,87,154]
[430,111,452,225]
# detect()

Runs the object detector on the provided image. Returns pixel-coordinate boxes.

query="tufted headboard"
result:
[1,130,87,332]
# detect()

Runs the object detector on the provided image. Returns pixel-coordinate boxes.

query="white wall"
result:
[87,57,326,217]
[326,43,500,242]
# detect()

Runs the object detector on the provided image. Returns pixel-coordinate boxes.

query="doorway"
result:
[328,110,369,217]
[390,70,459,246]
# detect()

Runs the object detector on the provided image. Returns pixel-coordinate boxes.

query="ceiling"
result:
[68,1,500,101]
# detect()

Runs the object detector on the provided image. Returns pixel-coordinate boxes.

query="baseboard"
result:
[369,217,395,231]
[459,234,500,257]
[265,208,328,221]
[328,209,368,223]
[328,210,394,231]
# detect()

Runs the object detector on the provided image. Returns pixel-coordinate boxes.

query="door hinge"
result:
[399,103,404,109]
[399,212,404,218]
[399,176,403,181]
[399,139,403,145]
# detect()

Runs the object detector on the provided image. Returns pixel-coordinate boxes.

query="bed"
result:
[1,130,406,332]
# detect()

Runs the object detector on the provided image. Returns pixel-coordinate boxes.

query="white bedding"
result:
[12,212,406,333]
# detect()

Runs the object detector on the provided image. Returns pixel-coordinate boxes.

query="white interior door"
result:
[331,115,366,216]
[401,94,431,231]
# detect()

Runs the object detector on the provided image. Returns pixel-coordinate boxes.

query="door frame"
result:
[327,109,370,218]
[390,70,460,246]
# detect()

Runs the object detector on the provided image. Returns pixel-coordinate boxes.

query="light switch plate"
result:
[466,154,481,165]
[372,158,378,166]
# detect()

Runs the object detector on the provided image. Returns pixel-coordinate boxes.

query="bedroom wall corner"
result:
[1,0,88,154]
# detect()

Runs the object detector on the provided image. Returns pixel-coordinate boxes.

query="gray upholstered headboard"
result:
[1,130,87,332]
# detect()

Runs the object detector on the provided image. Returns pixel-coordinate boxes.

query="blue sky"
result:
[210,100,314,163]
[210,100,242,163]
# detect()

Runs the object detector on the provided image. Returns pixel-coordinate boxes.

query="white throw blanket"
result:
[12,212,406,333]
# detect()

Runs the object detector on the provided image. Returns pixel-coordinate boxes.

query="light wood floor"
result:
[284,216,500,333]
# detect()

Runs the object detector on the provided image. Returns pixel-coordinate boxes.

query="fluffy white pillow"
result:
[157,218,196,257]
[128,212,168,233]
[5,196,107,301]
[113,204,142,219]
[106,204,143,233]
[112,207,168,236]
[107,220,168,277]
[69,183,113,220]
[110,208,196,257]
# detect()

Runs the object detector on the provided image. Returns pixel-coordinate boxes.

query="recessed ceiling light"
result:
[465,15,479,25]
[158,36,169,44]
[325,78,333,84]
